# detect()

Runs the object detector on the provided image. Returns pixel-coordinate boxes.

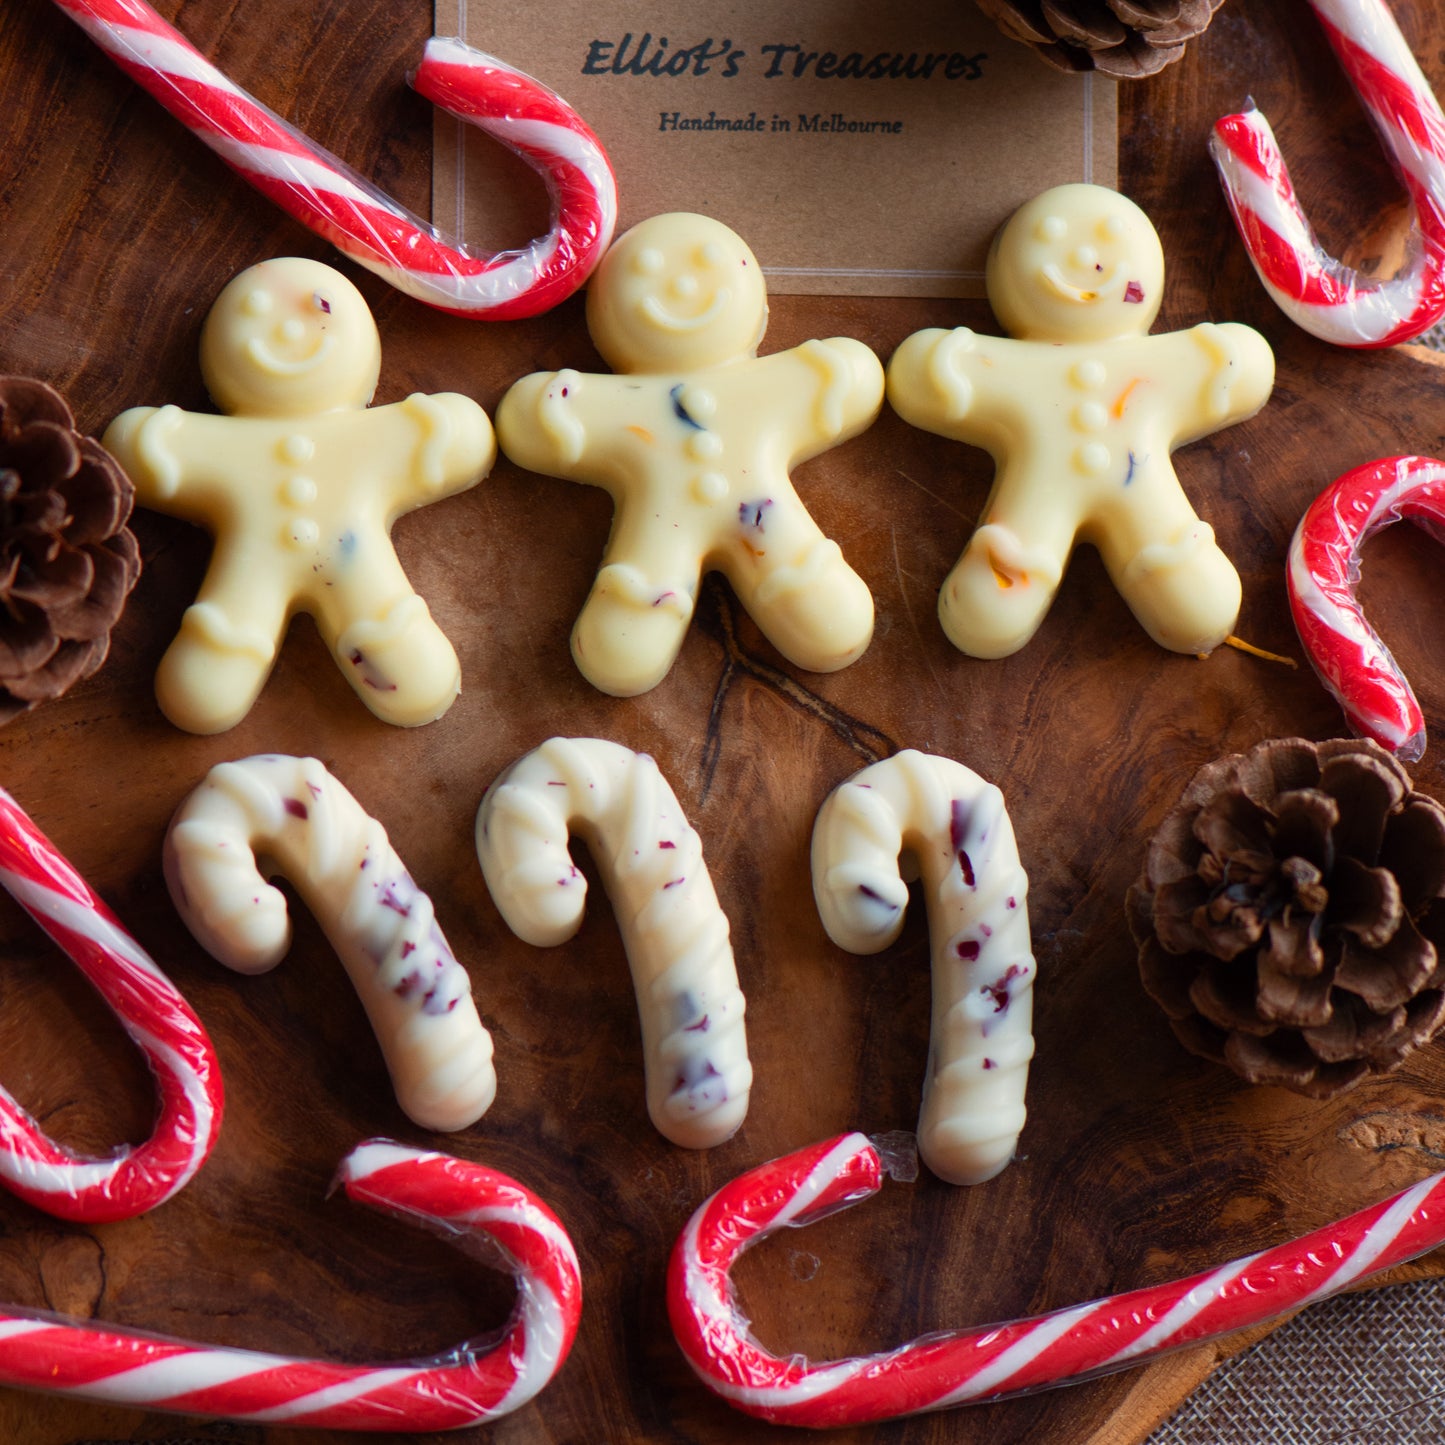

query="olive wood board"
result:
[3,1,1445,1442]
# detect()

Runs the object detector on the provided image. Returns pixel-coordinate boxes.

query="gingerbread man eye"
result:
[1036,215,1067,242]
[241,288,274,317]
[633,247,665,276]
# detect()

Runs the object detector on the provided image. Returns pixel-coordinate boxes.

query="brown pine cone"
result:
[974,0,1227,78]
[1128,738,1445,1098]
[0,377,141,724]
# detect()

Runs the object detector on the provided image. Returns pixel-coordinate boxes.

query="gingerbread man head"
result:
[199,257,382,418]
[585,213,769,375]
[986,183,1166,344]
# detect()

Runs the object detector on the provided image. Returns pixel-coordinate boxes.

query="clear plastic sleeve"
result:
[1209,0,1445,348]
[51,1,618,319]
[1287,454,1445,760]
[0,1140,581,1429]
[668,1130,1445,1427]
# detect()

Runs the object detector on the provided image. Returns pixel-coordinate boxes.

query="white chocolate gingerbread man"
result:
[887,183,1274,659]
[496,212,883,696]
[104,257,495,733]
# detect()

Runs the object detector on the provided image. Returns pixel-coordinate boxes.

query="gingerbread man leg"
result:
[314,552,462,726]
[1092,469,1241,654]
[720,492,874,672]
[156,543,289,734]
[572,504,702,696]
[938,486,1076,659]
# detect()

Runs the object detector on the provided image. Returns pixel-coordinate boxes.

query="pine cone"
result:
[974,0,1227,78]
[0,377,141,723]
[1128,738,1445,1098]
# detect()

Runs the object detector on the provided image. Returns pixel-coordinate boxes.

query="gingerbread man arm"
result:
[103,406,240,516]
[885,328,1025,452]
[1172,322,1276,445]
[385,392,497,512]
[496,369,639,488]
[758,337,885,462]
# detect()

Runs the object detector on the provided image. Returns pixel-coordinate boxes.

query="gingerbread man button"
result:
[496,212,883,697]
[887,183,1274,659]
[104,257,495,733]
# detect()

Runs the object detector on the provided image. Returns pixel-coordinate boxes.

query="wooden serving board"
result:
[2,1,1445,1442]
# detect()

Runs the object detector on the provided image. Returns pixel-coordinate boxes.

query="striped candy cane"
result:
[1287,454,1445,761]
[50,0,618,320]
[0,788,222,1223]
[669,1131,1445,1427]
[1209,0,1445,347]
[0,1141,582,1428]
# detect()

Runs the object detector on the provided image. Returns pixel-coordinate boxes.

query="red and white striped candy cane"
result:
[0,788,222,1224]
[1209,0,1445,347]
[1288,455,1445,761]
[669,1131,1445,1427]
[50,0,618,320]
[0,1140,581,1428]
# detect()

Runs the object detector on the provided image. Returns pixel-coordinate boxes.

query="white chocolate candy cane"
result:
[51,0,617,319]
[0,1140,581,1428]
[476,737,750,1149]
[669,1131,1445,1427]
[0,788,222,1223]
[1287,454,1445,761]
[811,751,1034,1185]
[1210,0,1445,346]
[165,755,496,1132]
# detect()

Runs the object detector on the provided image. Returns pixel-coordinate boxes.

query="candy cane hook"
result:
[1209,0,1445,347]
[51,0,618,319]
[165,755,496,1133]
[1287,454,1445,760]
[0,787,222,1223]
[476,737,751,1149]
[0,1140,581,1429]
[811,751,1034,1185]
[669,1130,1445,1427]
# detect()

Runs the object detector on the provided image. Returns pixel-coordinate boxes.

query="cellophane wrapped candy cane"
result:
[669,1131,1445,1427]
[1288,455,1445,760]
[1210,0,1445,347]
[50,0,618,319]
[0,1140,582,1428]
[0,787,222,1223]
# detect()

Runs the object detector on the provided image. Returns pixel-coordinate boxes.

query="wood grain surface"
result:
[2,1,1445,1442]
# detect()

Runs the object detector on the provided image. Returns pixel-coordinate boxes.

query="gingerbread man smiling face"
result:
[887,183,1274,660]
[497,212,883,697]
[104,258,495,734]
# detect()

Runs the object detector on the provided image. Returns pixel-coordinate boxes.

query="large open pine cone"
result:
[1129,738,1445,1098]
[974,0,1226,77]
[0,377,141,723]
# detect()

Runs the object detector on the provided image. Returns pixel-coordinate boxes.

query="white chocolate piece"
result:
[104,258,496,732]
[476,737,750,1149]
[811,750,1034,1186]
[886,183,1274,659]
[496,213,882,696]
[165,754,496,1133]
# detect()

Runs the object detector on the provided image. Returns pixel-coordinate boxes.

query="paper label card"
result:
[433,0,1116,297]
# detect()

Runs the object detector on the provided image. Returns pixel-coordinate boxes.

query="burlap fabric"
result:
[1149,1278,1445,1442]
